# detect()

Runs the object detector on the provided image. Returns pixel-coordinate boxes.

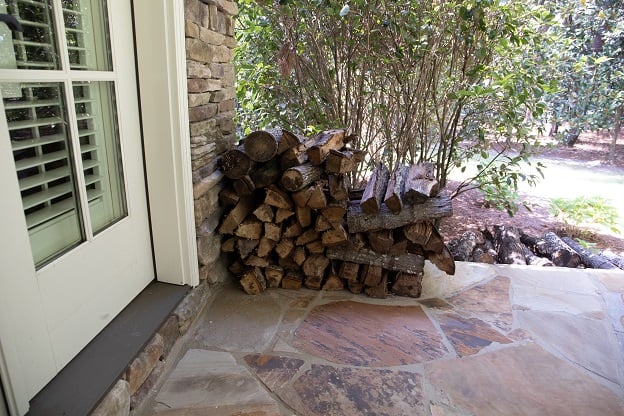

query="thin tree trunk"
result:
[610,105,622,162]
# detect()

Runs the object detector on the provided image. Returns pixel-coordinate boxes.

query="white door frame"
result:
[1,1,197,414]
[133,0,199,287]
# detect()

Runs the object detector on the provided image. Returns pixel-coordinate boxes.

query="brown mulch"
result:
[439,131,624,255]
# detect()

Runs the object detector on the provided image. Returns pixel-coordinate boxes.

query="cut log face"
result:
[232,176,255,196]
[306,129,347,165]
[235,219,263,240]
[279,129,304,154]
[361,163,390,214]
[426,246,455,275]
[244,129,282,162]
[283,219,303,238]
[264,222,282,241]
[403,222,433,246]
[281,164,324,192]
[322,223,348,247]
[292,187,313,208]
[245,255,270,268]
[221,236,237,253]
[253,204,275,223]
[315,215,333,232]
[384,165,408,213]
[339,261,360,282]
[306,183,328,209]
[265,265,284,288]
[367,229,394,254]
[322,273,344,291]
[306,239,325,254]
[257,237,277,258]
[293,246,307,266]
[296,206,313,228]
[265,185,294,209]
[321,203,347,225]
[275,208,294,223]
[219,187,240,207]
[275,238,295,259]
[296,229,320,246]
[362,264,383,287]
[391,272,423,298]
[221,145,254,179]
[281,271,304,289]
[328,174,349,202]
[348,279,364,294]
[303,254,330,279]
[280,137,316,170]
[365,274,388,299]
[237,239,259,259]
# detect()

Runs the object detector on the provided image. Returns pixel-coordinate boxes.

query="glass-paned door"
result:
[0,1,153,412]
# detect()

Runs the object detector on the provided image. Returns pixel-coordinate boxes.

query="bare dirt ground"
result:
[439,131,624,255]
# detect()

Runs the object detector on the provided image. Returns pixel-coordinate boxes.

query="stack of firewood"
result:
[326,162,455,298]
[218,128,455,298]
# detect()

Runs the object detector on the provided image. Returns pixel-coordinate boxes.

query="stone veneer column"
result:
[185,0,238,283]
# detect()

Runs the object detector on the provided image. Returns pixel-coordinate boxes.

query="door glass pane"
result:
[73,81,126,234]
[62,0,112,70]
[4,82,84,267]
[2,0,60,70]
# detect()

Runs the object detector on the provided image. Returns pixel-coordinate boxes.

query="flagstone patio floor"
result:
[138,262,624,415]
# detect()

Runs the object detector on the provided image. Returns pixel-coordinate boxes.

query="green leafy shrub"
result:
[550,196,620,237]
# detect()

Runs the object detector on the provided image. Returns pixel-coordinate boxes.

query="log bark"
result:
[265,185,293,209]
[306,129,347,165]
[281,164,324,192]
[447,231,478,261]
[493,225,527,265]
[602,250,624,270]
[326,243,425,274]
[347,195,453,233]
[219,196,254,235]
[361,163,390,214]
[240,268,266,295]
[384,165,408,213]
[391,272,423,298]
[521,243,553,267]
[221,145,254,179]
[561,237,616,269]
[325,149,366,174]
[521,232,582,268]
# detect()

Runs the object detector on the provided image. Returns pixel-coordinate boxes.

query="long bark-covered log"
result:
[561,237,617,269]
[492,225,526,265]
[602,250,624,270]
[306,129,347,165]
[326,243,425,274]
[347,194,453,233]
[521,243,553,267]
[384,165,408,213]
[521,232,582,268]
[281,164,324,192]
[221,145,255,179]
[360,163,389,214]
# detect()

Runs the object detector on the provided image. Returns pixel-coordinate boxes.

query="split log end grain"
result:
[244,129,281,162]
[390,272,423,298]
[338,261,360,281]
[306,129,347,165]
[221,145,254,179]
[264,265,284,288]
[281,270,304,290]
[265,185,294,209]
[325,149,366,174]
[306,239,325,254]
[322,273,344,291]
[240,268,266,295]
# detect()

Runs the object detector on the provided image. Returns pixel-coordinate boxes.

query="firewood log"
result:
[237,239,259,259]
[295,206,312,228]
[322,223,348,247]
[492,225,526,265]
[361,163,390,214]
[275,208,294,223]
[315,215,333,232]
[561,237,617,269]
[384,165,408,213]
[253,203,274,223]
[322,273,344,291]
[339,261,359,282]
[281,270,304,290]
[244,128,289,162]
[521,231,582,268]
[283,219,303,238]
[232,176,255,196]
[240,268,266,295]
[348,279,364,294]
[296,229,320,246]
[391,272,423,298]
[280,137,316,170]
[361,264,383,287]
[219,196,254,234]
[244,255,270,268]
[328,174,349,202]
[306,239,325,254]
[219,187,239,206]
[221,236,237,253]
[326,242,425,274]
[228,259,245,275]
[235,219,263,240]
[292,246,307,266]
[426,245,455,275]
[347,195,452,233]
[306,183,328,209]
[520,243,553,267]
[265,185,294,209]
[264,265,284,288]
[257,237,276,258]
[325,149,365,174]
[250,158,281,188]
[302,254,330,279]
[365,272,388,299]
[306,129,347,165]
[281,164,324,192]
[367,229,394,254]
[304,275,323,290]
[403,163,439,203]
[275,238,295,259]
[602,250,624,270]
[292,187,313,207]
[403,222,433,246]
[278,256,299,271]
[264,222,282,241]
[321,202,347,225]
[221,144,255,179]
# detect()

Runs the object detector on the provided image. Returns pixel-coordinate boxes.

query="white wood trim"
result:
[133,0,199,286]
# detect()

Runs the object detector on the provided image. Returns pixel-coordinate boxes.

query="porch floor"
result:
[139,262,624,415]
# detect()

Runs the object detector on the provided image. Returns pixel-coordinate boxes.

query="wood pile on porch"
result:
[217,128,455,298]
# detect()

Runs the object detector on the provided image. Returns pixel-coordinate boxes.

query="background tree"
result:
[235,0,553,214]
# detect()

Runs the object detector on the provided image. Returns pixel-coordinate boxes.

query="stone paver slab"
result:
[285,364,425,416]
[244,354,305,391]
[293,301,448,366]
[427,343,624,416]
[512,285,603,315]
[435,312,512,356]
[517,310,623,383]
[152,349,280,416]
[446,276,513,332]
